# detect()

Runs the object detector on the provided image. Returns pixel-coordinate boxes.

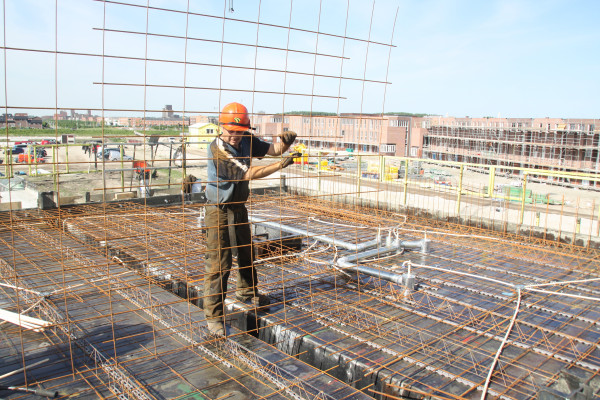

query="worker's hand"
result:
[280,152,301,169]
[279,131,297,146]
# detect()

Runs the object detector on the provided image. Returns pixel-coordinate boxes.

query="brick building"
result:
[51,110,103,124]
[116,116,190,128]
[0,113,42,128]
[249,113,426,157]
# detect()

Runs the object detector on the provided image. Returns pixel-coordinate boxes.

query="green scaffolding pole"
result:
[455,164,464,215]
[519,173,528,225]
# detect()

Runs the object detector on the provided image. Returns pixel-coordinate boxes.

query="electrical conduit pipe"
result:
[336,237,429,285]
[249,217,382,251]
[248,217,431,285]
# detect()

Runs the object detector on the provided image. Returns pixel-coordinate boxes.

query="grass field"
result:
[1,127,187,138]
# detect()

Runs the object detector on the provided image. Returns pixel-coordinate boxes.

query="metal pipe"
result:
[249,217,381,251]
[336,243,404,284]
[400,238,430,254]
[0,385,59,398]
[249,218,430,285]
[0,358,50,381]
[336,238,428,284]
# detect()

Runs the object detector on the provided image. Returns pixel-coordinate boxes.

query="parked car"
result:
[40,139,57,145]
[96,146,117,158]
[11,144,27,154]
[101,148,133,161]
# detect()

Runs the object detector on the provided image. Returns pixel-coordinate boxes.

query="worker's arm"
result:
[267,132,297,156]
[210,135,297,183]
[243,153,299,181]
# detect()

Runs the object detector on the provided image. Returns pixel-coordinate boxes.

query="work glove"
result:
[279,131,297,146]
[280,152,301,169]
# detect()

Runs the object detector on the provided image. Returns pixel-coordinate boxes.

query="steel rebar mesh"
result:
[1,1,600,400]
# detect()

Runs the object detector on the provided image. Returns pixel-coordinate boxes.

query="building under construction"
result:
[255,114,600,187]
[2,1,600,399]
[422,117,600,183]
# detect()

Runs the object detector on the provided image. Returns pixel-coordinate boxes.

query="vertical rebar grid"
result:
[1,1,600,400]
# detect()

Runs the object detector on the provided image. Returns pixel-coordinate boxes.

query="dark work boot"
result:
[236,293,271,308]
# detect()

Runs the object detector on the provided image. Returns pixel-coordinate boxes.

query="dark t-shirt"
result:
[206,134,270,204]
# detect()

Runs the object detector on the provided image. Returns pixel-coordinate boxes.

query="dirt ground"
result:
[2,138,209,200]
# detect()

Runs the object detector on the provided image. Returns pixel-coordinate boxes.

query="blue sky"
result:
[1,0,598,118]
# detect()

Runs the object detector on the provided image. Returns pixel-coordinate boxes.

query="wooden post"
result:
[34,144,39,176]
[52,145,57,191]
[5,148,11,177]
[168,142,173,188]
[518,173,528,225]
[65,144,70,174]
[120,145,125,192]
[455,164,464,215]
[130,144,137,191]
[402,160,408,206]
[317,151,322,194]
[357,155,362,198]
[488,166,496,198]
[596,204,600,237]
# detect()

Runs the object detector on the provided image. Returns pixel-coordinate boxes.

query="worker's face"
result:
[220,127,247,149]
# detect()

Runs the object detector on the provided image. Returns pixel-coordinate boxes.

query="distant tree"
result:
[384,112,429,117]
[283,111,338,116]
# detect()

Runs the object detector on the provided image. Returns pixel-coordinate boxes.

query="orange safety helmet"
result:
[219,102,251,131]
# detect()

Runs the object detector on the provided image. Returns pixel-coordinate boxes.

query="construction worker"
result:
[204,102,298,336]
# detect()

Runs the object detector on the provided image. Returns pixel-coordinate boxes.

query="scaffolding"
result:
[423,119,600,174]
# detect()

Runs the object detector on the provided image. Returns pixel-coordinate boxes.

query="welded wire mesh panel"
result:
[1,1,600,400]
[0,1,395,399]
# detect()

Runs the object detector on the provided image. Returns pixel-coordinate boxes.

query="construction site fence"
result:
[291,153,600,245]
[2,141,600,245]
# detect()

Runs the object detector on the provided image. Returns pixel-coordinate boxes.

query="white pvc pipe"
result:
[250,218,431,285]
[249,217,381,251]
[337,243,405,284]
[336,238,429,284]
[480,289,522,400]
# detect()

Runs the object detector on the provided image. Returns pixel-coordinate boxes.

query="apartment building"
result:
[0,113,42,128]
[251,113,426,157]
[117,116,190,128]
[51,109,103,123]
[423,117,599,175]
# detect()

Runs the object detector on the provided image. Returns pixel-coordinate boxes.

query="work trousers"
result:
[204,205,257,322]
